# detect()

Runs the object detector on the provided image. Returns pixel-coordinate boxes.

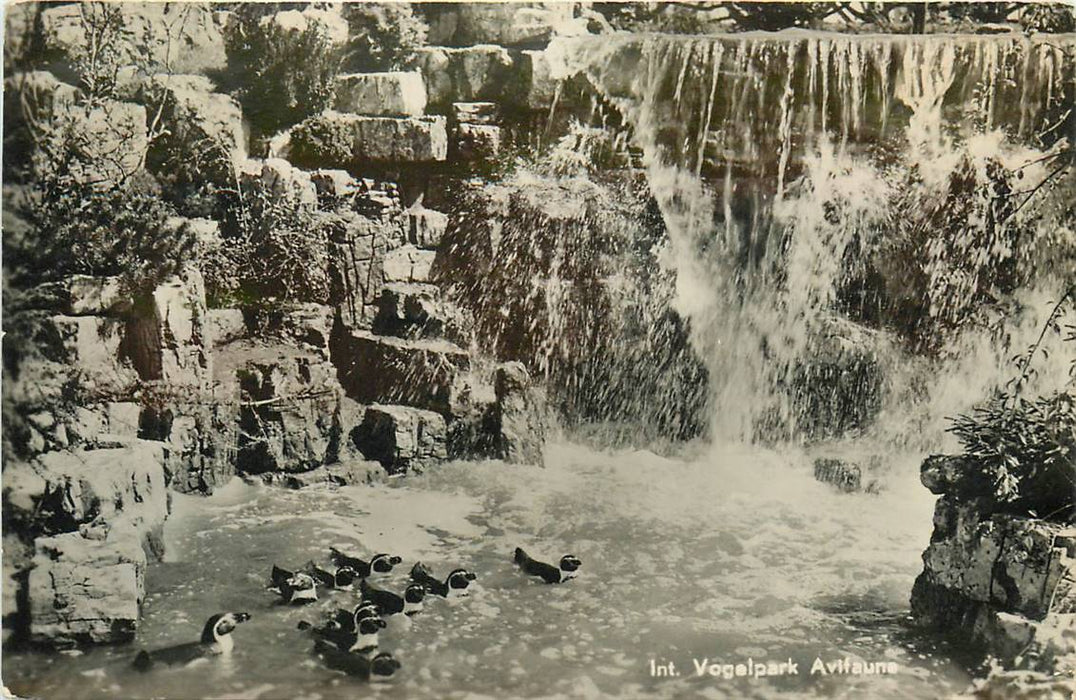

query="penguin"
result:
[299,610,386,653]
[329,547,402,578]
[269,565,318,604]
[132,612,251,670]
[409,562,476,599]
[314,642,402,681]
[359,579,426,617]
[514,548,582,584]
[305,562,360,591]
[324,601,380,633]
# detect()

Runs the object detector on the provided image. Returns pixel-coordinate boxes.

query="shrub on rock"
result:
[223,5,345,139]
[342,3,428,73]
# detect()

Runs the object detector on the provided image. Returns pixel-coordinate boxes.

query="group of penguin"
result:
[132,545,583,681]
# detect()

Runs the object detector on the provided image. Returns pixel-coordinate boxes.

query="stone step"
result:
[331,331,470,415]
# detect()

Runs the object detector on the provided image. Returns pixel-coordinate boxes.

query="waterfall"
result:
[550,30,1076,446]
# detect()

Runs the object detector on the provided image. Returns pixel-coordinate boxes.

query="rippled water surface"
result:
[5,442,975,699]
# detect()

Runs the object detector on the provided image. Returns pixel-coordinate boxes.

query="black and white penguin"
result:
[299,610,387,653]
[359,579,426,617]
[305,562,360,591]
[514,548,582,584]
[409,562,476,599]
[329,547,402,578]
[269,565,318,604]
[132,612,251,670]
[314,642,402,681]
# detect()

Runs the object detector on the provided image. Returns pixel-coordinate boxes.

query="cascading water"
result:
[550,30,1076,447]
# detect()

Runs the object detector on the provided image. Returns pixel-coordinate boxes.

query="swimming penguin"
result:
[409,562,476,599]
[305,562,360,591]
[329,547,402,578]
[269,565,318,604]
[359,579,426,617]
[314,642,402,681]
[299,610,386,653]
[132,612,251,670]
[514,548,582,584]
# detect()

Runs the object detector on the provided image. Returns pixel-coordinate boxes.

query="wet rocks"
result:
[911,453,1076,672]
[332,331,471,416]
[383,245,437,284]
[27,531,147,648]
[233,346,341,475]
[416,46,515,107]
[373,283,474,347]
[355,405,447,474]
[493,362,546,465]
[407,207,450,249]
[813,458,862,492]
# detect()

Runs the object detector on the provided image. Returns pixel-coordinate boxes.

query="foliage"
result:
[6,172,193,298]
[948,391,1075,521]
[288,112,356,169]
[827,142,1072,354]
[946,288,1076,521]
[342,2,427,73]
[223,6,344,139]
[203,185,332,307]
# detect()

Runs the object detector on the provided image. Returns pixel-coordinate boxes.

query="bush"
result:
[6,173,193,298]
[948,391,1076,521]
[343,3,427,72]
[223,6,345,139]
[203,185,331,307]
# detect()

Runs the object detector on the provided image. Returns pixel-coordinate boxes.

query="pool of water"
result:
[4,441,976,699]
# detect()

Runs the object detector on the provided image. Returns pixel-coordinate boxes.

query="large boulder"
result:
[493,362,546,465]
[334,71,428,117]
[354,404,447,474]
[382,245,437,284]
[331,331,471,416]
[422,3,576,48]
[290,111,448,166]
[415,46,516,108]
[141,73,247,167]
[122,268,211,388]
[38,3,228,79]
[230,343,342,474]
[373,283,474,347]
[3,442,169,554]
[327,208,407,331]
[27,530,147,648]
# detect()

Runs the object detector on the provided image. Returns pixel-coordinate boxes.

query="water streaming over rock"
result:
[550,30,1076,445]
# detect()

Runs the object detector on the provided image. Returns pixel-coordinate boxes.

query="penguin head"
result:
[403,584,426,604]
[559,555,582,572]
[201,612,251,644]
[370,652,401,678]
[357,616,387,635]
[371,554,402,574]
[352,602,381,625]
[334,566,359,588]
[446,569,476,595]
